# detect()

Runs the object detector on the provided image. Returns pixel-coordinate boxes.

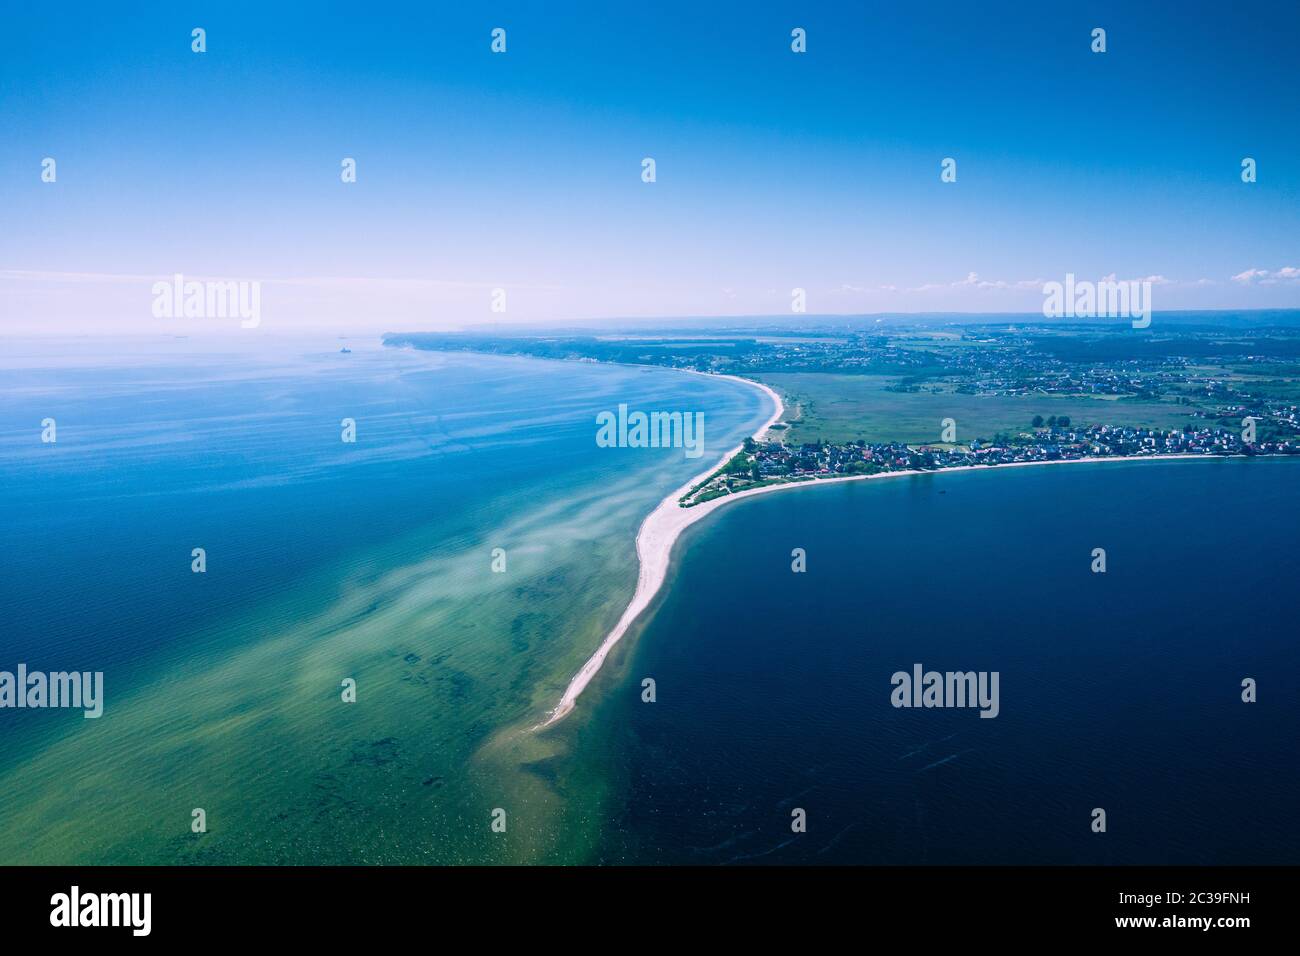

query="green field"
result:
[753,373,1199,445]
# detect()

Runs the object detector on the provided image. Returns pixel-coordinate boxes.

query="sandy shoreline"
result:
[539,374,784,727]
[538,373,1234,728]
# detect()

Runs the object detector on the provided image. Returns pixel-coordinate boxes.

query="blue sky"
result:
[2,0,1298,333]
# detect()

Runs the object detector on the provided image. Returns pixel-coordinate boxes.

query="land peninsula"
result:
[384,319,1300,722]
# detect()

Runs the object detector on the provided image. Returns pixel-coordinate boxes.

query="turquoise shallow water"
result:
[0,337,766,863]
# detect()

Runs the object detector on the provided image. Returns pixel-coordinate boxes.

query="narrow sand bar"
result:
[539,372,1222,728]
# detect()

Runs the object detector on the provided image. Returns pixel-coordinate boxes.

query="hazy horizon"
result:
[10,307,1300,343]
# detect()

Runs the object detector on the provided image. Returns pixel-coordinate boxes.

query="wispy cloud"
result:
[0,270,563,292]
[907,272,1045,293]
[841,272,1183,296]
[1231,266,1300,285]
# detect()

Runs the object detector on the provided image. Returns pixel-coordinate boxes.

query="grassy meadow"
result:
[753,373,1199,446]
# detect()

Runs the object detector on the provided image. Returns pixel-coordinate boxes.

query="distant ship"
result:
[340,347,352,353]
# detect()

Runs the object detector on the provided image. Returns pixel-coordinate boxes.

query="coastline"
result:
[539,370,1243,729]
[539,373,784,728]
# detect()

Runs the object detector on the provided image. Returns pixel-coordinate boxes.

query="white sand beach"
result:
[539,373,1223,728]
[540,375,784,727]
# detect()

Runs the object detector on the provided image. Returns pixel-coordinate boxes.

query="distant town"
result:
[385,317,1300,506]
[681,422,1299,506]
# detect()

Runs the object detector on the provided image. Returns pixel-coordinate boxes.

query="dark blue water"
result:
[595,457,1300,864]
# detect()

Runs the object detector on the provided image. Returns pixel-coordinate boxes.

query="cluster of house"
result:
[687,423,1300,502]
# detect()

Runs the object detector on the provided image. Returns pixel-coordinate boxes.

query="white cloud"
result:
[1231,266,1300,284]
[0,269,562,292]
[1098,272,1172,286]
[905,272,1129,294]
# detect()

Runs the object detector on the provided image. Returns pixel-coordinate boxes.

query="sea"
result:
[593,456,1300,864]
[1,338,1296,865]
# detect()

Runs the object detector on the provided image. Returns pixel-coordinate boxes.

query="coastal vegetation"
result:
[387,318,1300,457]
